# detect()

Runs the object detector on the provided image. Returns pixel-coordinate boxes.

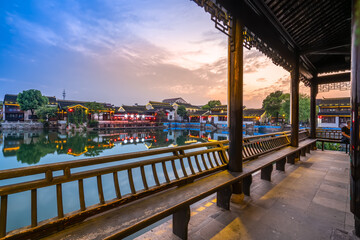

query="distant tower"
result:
[62,89,66,100]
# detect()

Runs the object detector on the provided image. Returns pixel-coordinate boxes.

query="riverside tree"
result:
[262,91,284,122]
[36,106,58,121]
[177,105,188,121]
[201,100,221,110]
[17,89,48,117]
[85,102,105,120]
[280,94,310,123]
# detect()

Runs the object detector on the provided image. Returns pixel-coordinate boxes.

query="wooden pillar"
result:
[228,15,243,172]
[290,53,300,147]
[310,81,318,139]
[351,0,360,236]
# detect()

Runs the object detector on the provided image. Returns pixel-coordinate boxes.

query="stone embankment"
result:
[0,121,43,130]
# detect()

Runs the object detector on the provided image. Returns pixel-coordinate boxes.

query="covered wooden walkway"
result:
[135,150,354,240]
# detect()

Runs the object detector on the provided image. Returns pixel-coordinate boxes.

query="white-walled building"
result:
[317,97,350,128]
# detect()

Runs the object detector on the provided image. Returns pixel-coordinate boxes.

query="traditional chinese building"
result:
[243,108,266,125]
[115,105,155,121]
[162,97,187,105]
[317,97,350,128]
[3,94,57,121]
[146,101,175,121]
[57,100,115,121]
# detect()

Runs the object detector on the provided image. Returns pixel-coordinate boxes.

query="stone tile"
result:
[313,194,347,212]
[346,213,355,227]
[316,189,348,203]
[320,183,348,196]
[325,174,350,184]
[307,201,346,224]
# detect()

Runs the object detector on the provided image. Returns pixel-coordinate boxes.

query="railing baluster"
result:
[31,189,37,227]
[194,155,203,172]
[140,166,149,190]
[97,175,105,204]
[187,157,196,175]
[56,184,64,218]
[162,162,171,183]
[152,163,160,186]
[212,152,221,166]
[127,169,136,194]
[113,172,121,198]
[78,179,86,211]
[0,195,8,238]
[179,158,188,177]
[207,153,215,168]
[201,154,209,170]
[171,160,180,179]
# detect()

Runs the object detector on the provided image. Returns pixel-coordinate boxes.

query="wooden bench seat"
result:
[43,138,317,240]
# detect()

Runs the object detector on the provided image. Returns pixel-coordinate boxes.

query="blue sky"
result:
[1,0,338,107]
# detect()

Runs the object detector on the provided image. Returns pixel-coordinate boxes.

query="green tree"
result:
[85,102,105,120]
[280,94,310,123]
[17,89,48,117]
[201,100,221,110]
[299,94,310,123]
[177,105,188,120]
[36,106,58,121]
[68,107,87,127]
[156,110,167,122]
[262,91,285,122]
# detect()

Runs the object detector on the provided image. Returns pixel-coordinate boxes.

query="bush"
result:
[316,142,341,151]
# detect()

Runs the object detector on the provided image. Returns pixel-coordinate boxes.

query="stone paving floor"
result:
[134,150,358,240]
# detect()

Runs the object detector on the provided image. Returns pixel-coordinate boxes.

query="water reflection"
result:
[0,129,232,167]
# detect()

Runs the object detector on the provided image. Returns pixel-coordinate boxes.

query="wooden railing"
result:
[316,129,342,140]
[0,130,309,239]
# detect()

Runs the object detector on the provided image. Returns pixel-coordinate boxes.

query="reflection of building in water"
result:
[317,97,350,128]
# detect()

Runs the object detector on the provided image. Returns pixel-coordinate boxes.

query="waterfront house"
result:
[116,105,155,121]
[146,101,175,121]
[243,108,266,125]
[3,94,57,121]
[317,97,350,128]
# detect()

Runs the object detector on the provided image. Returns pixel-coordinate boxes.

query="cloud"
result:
[256,78,267,82]
[6,14,60,46]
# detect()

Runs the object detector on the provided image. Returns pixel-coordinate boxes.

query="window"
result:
[218,116,227,122]
[339,117,350,123]
[321,117,335,123]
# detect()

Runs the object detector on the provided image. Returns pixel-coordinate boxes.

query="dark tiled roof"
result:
[316,97,350,106]
[162,97,187,104]
[57,100,88,109]
[177,103,200,109]
[148,101,174,111]
[119,105,147,114]
[5,94,57,105]
[4,94,18,103]
[243,108,265,117]
[47,97,57,105]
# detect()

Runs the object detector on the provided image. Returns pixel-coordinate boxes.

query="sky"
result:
[0,0,349,108]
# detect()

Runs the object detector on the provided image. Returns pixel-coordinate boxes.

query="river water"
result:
[0,127,280,233]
